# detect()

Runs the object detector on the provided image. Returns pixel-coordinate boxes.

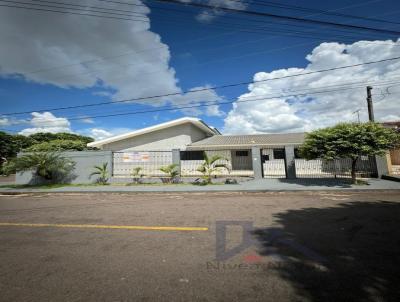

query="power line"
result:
[2,0,397,40]
[29,0,147,15]
[21,75,397,119]
[225,0,400,26]
[4,0,390,40]
[1,0,396,79]
[3,0,147,17]
[7,81,400,126]
[5,78,400,126]
[2,56,400,116]
[0,2,148,21]
[156,0,400,36]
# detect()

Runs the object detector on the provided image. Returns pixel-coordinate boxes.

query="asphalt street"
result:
[0,191,400,302]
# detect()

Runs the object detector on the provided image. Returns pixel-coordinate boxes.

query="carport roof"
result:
[187,133,305,149]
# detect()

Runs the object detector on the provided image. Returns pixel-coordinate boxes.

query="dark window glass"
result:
[235,150,249,157]
[262,154,269,162]
[180,151,204,160]
[273,149,285,159]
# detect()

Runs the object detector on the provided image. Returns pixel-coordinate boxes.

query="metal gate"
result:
[262,148,286,178]
[295,157,377,178]
[113,151,173,177]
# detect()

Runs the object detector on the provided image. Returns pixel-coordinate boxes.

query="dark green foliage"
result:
[0,131,32,163]
[0,131,96,165]
[28,132,94,144]
[12,152,75,182]
[25,139,96,152]
[299,122,400,183]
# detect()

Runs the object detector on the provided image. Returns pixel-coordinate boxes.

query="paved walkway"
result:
[1,178,400,193]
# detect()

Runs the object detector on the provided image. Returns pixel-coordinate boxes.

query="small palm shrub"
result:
[12,152,75,183]
[1,159,16,176]
[197,152,230,184]
[89,162,109,185]
[131,167,144,184]
[159,164,179,183]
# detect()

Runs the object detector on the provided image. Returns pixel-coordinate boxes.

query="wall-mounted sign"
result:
[122,152,150,162]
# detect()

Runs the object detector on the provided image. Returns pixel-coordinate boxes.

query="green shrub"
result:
[159,164,179,183]
[13,152,75,182]
[89,163,109,185]
[197,152,230,184]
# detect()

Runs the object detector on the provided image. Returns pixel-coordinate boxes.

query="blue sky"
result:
[1,0,400,138]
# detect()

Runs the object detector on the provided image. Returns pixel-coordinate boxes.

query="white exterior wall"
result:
[101,124,209,151]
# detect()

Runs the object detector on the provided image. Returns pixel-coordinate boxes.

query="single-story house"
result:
[87,117,385,179]
[87,117,305,175]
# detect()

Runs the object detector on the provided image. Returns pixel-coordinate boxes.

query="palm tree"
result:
[13,152,75,182]
[197,152,230,184]
[89,162,109,185]
[131,167,144,184]
[159,163,179,183]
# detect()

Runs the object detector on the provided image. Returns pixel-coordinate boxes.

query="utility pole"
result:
[353,109,361,123]
[366,86,374,122]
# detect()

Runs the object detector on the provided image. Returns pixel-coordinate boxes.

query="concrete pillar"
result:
[172,149,181,176]
[251,146,263,179]
[386,152,393,175]
[284,146,296,179]
[375,153,390,177]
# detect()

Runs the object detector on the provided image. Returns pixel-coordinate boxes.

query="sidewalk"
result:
[1,178,400,193]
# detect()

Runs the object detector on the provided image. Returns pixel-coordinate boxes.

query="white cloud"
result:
[194,0,247,23]
[206,104,225,117]
[0,0,221,116]
[80,118,95,124]
[19,112,71,135]
[168,85,222,116]
[0,116,28,127]
[81,127,133,140]
[92,91,113,98]
[0,117,10,126]
[223,39,400,134]
[87,128,113,140]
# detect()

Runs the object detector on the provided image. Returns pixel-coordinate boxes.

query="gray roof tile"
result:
[187,133,305,149]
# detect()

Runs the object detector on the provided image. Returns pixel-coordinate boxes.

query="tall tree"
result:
[299,122,400,183]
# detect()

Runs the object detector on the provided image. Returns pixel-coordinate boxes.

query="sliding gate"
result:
[262,148,286,178]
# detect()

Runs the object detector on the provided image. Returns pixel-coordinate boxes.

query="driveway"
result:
[0,191,399,301]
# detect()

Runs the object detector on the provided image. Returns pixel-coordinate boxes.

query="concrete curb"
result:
[382,174,400,182]
[1,188,400,194]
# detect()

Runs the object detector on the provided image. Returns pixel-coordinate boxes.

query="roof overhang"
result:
[87,117,218,148]
[186,142,303,150]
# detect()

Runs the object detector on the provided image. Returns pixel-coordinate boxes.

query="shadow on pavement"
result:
[278,178,354,188]
[253,201,400,302]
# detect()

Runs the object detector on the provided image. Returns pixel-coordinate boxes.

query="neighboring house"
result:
[382,121,400,175]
